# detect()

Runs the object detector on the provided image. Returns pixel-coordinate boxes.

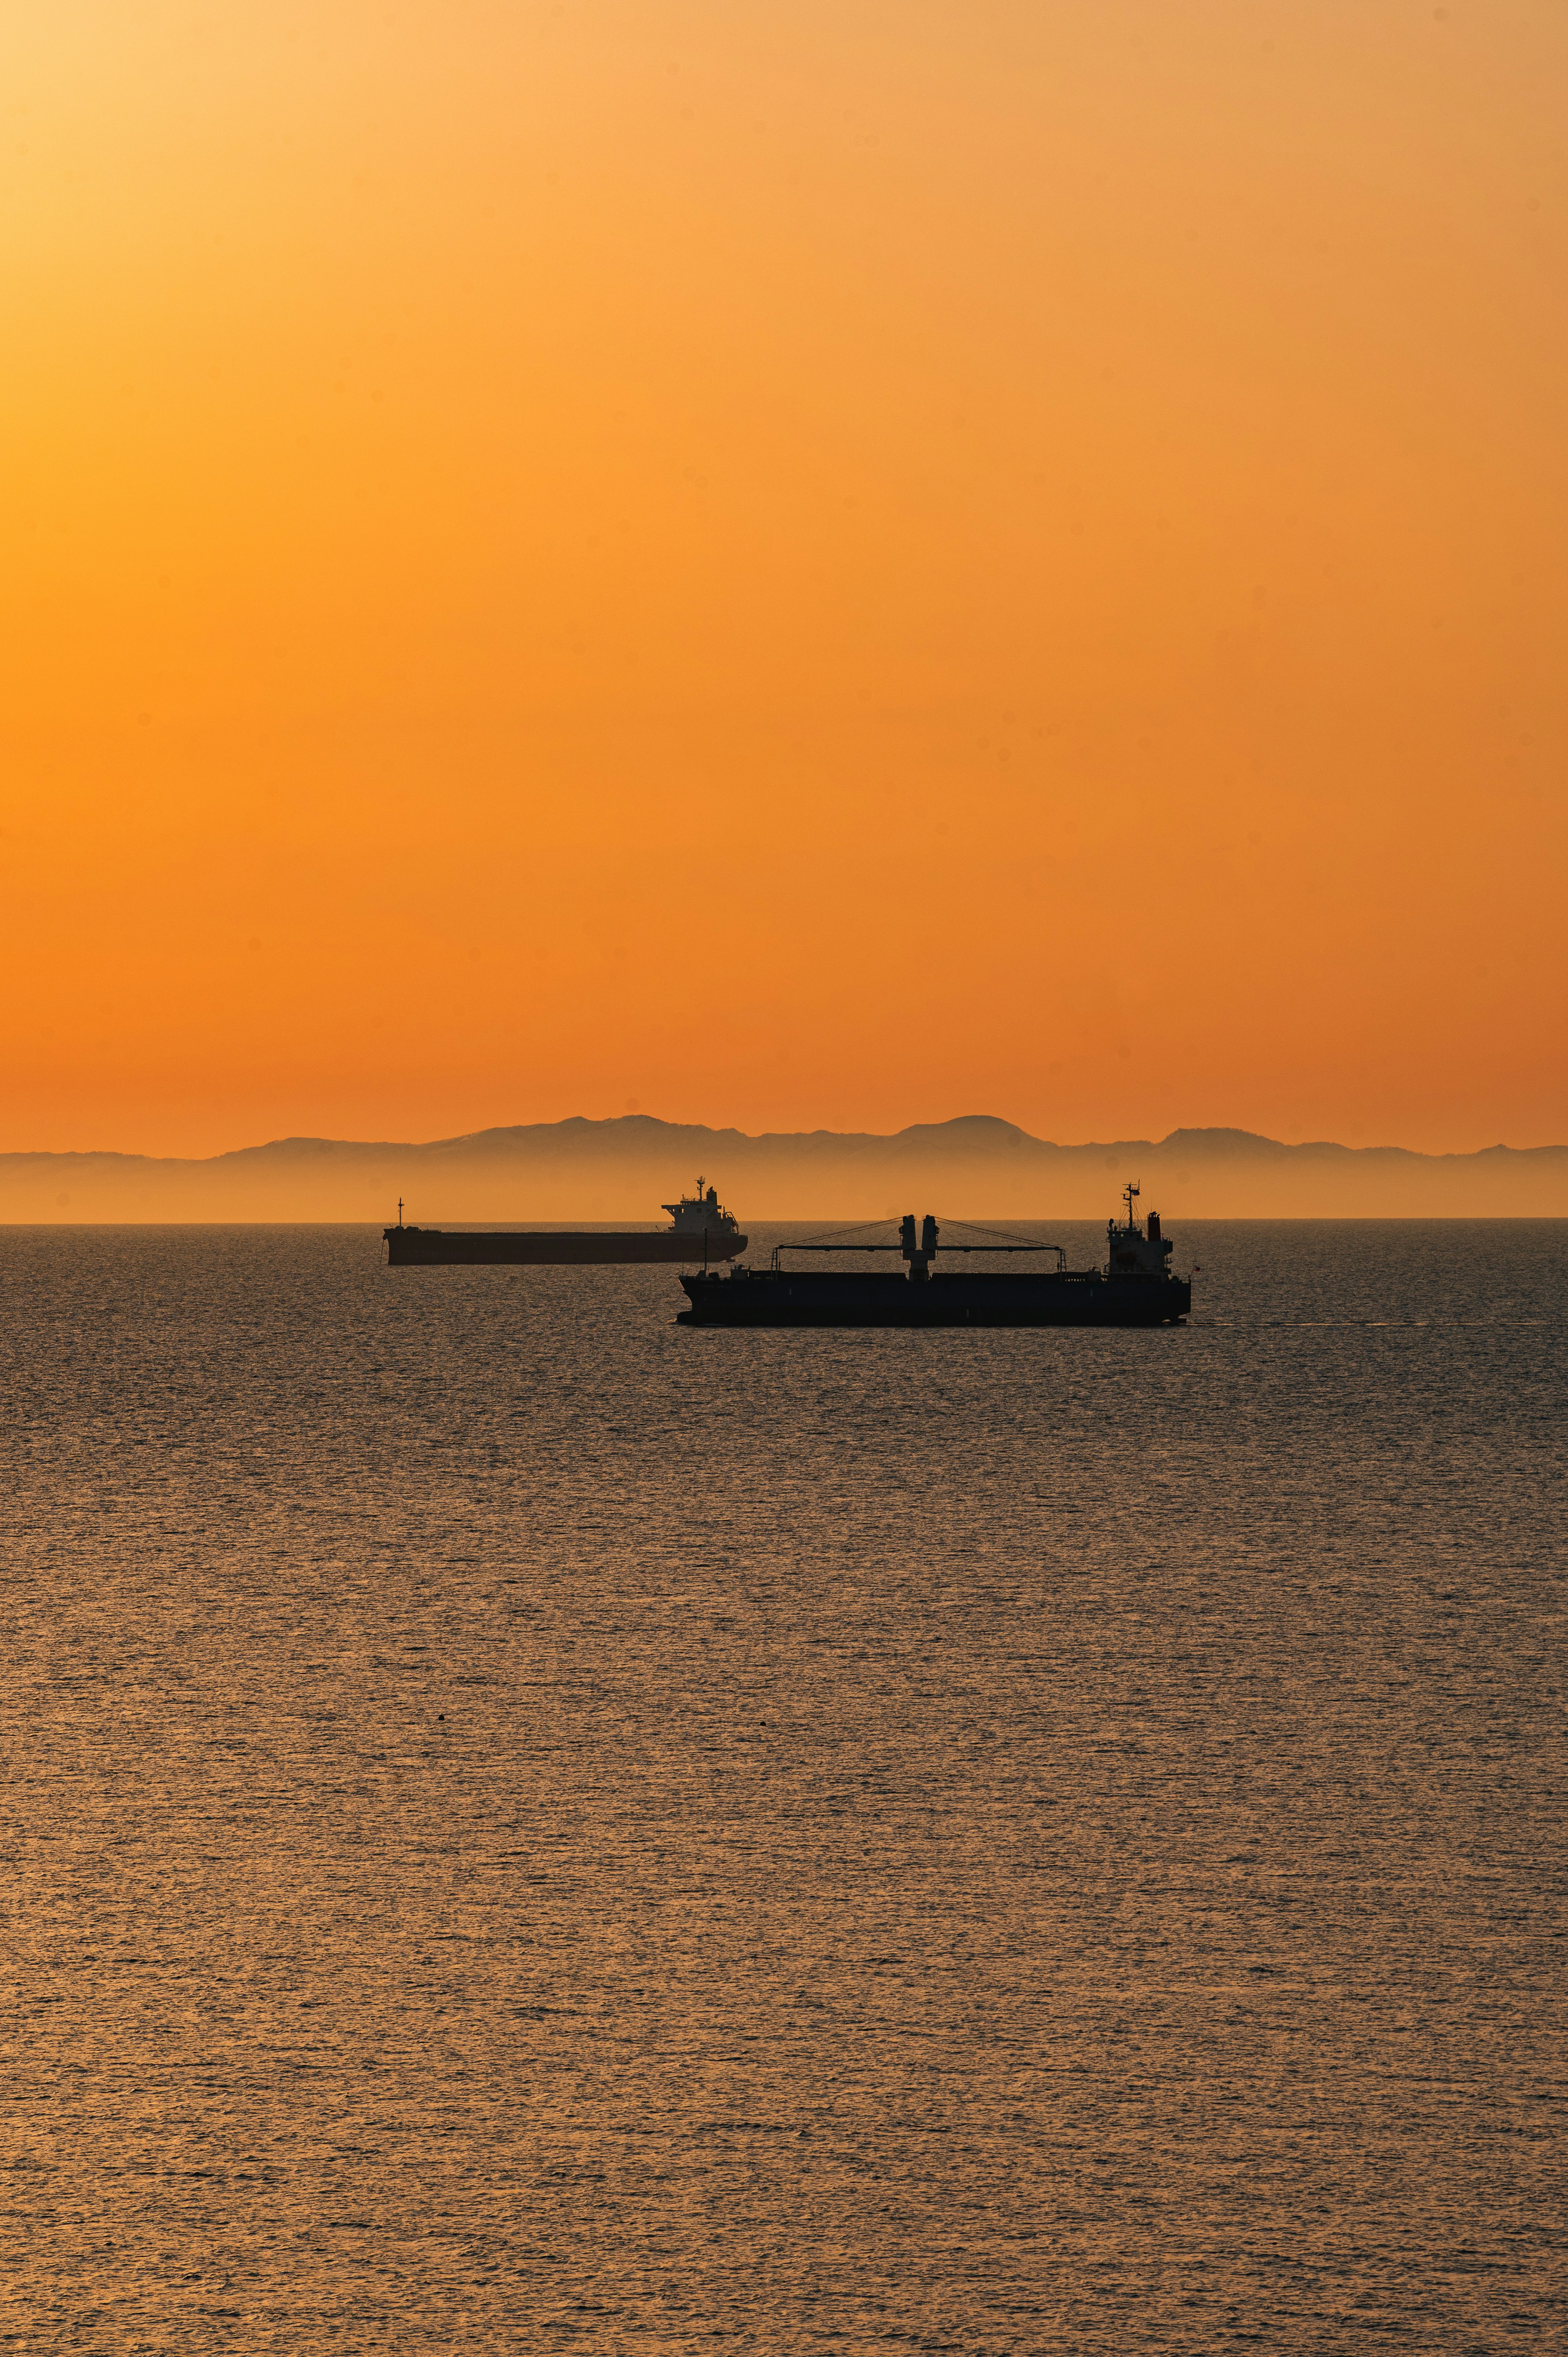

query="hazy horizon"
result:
[7,1108,1568,1160]
[7,1110,1564,1223]
[7,1093,1568,1168]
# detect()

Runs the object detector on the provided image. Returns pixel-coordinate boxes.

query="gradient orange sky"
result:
[2,0,1564,1157]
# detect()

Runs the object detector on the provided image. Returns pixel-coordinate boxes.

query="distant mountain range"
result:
[3,1116,1564,1221]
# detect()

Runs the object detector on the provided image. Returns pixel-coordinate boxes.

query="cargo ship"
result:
[676,1185,1189,1327]
[385,1179,747,1267]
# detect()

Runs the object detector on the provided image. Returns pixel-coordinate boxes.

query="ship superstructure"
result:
[662,1179,743,1246]
[1105,1181,1173,1277]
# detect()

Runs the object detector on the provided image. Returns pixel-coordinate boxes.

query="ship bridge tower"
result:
[1106,1181,1173,1278]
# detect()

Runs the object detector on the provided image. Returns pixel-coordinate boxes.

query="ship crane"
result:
[771,1219,1068,1277]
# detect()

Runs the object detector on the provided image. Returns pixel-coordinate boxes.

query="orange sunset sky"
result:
[2,0,1564,1159]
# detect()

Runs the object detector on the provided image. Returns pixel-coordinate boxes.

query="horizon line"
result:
[4,1114,1565,1166]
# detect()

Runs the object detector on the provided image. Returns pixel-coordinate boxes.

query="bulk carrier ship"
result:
[676,1185,1189,1328]
[385,1179,746,1267]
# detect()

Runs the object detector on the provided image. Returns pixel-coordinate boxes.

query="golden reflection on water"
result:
[5,1224,1565,2349]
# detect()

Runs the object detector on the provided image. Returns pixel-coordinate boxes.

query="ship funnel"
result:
[900,1214,917,1259]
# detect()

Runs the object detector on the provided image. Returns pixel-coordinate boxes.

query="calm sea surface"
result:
[3,1222,1564,2353]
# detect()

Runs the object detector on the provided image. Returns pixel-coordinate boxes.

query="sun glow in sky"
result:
[2,0,1564,1156]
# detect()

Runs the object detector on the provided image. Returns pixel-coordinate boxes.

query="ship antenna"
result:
[1124,1179,1140,1230]
[398,1196,404,1228]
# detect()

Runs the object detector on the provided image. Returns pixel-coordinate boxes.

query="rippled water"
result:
[4,1222,1564,2351]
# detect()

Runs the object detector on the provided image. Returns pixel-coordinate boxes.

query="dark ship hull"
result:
[387,1226,747,1267]
[677,1268,1189,1327]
